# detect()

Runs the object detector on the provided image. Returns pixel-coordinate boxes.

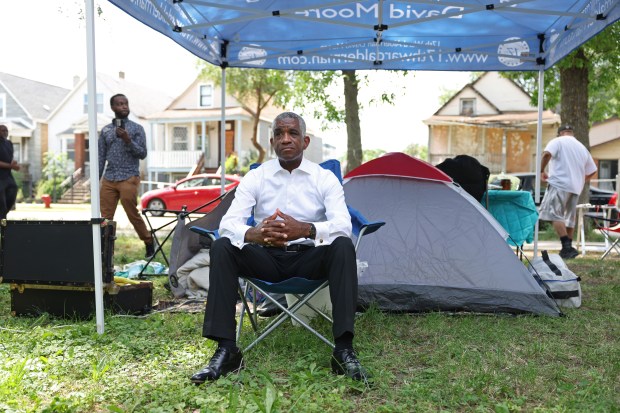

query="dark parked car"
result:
[490,173,615,205]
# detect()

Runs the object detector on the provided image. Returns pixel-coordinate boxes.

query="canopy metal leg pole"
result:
[533,68,545,258]
[220,67,226,195]
[85,0,105,334]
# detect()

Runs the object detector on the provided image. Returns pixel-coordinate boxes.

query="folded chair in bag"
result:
[167,189,237,297]
[191,159,385,352]
[528,250,581,309]
[138,186,236,279]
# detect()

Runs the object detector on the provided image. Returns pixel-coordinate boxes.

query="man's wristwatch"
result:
[307,223,316,239]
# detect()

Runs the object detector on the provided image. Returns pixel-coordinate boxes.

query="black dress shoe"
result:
[190,347,243,384]
[331,348,372,383]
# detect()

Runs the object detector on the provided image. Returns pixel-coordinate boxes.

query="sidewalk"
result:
[9,203,177,236]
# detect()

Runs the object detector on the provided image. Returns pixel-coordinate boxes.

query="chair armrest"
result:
[189,226,219,241]
[584,214,620,226]
[348,205,385,237]
[358,221,386,237]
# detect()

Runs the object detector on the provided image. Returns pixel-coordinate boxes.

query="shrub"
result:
[36,153,70,202]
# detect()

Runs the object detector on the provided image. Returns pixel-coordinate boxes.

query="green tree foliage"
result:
[36,153,69,201]
[198,65,294,164]
[362,148,386,163]
[504,24,619,207]
[503,24,620,130]
[12,170,24,202]
[239,149,259,176]
[224,152,239,175]
[292,70,400,173]
[200,66,402,173]
[402,143,428,161]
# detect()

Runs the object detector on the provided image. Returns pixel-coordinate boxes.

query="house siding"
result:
[506,131,531,172]
[2,90,28,119]
[426,72,559,174]
[429,125,449,155]
[474,72,532,112]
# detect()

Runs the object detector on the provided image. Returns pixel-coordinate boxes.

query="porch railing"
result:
[149,150,204,169]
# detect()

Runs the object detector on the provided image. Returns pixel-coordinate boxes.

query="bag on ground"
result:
[527,250,582,308]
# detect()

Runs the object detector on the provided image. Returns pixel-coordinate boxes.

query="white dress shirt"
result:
[219,158,352,249]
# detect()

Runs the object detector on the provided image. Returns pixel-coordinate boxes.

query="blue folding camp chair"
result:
[190,159,384,352]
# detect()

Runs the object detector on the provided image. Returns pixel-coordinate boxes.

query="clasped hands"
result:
[247,209,309,248]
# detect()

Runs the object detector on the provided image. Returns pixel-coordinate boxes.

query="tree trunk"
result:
[250,111,266,164]
[343,70,362,173]
[560,48,590,204]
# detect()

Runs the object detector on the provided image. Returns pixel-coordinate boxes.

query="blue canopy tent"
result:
[84,0,619,332]
[109,0,618,71]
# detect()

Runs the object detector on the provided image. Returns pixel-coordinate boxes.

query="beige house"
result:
[590,116,620,191]
[146,78,323,185]
[424,72,560,174]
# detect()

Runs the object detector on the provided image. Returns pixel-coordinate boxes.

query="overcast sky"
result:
[0,0,472,154]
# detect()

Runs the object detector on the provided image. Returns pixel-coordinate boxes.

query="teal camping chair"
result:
[190,159,384,352]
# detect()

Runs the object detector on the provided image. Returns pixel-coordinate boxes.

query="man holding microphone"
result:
[98,94,154,258]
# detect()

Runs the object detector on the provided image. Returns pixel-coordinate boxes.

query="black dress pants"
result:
[0,176,18,220]
[202,236,358,342]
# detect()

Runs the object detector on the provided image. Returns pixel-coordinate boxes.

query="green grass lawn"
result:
[0,235,618,412]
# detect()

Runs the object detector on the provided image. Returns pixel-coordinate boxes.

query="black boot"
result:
[559,236,578,259]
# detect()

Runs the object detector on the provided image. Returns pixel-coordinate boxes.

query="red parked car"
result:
[140,173,240,216]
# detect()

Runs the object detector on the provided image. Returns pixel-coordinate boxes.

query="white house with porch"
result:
[47,72,173,180]
[145,77,323,186]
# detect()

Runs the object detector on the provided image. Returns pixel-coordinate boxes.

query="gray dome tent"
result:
[343,153,560,316]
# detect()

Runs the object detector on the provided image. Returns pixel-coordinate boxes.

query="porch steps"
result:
[58,179,90,204]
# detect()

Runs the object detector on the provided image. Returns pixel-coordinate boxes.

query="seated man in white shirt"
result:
[191,111,369,384]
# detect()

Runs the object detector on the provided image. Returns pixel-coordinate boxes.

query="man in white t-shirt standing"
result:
[539,124,597,259]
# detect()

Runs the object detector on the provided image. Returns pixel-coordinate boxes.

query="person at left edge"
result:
[0,124,20,220]
[98,94,154,258]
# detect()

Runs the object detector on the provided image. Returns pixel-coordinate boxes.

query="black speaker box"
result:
[1,220,152,317]
[9,282,153,318]
[0,220,115,285]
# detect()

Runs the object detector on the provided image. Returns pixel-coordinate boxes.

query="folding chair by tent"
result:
[190,159,385,352]
[166,188,238,298]
[138,190,233,278]
[583,213,620,259]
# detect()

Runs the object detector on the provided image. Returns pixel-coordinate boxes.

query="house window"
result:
[178,176,206,189]
[11,142,20,162]
[598,160,618,191]
[0,93,6,118]
[199,84,213,107]
[172,126,188,150]
[83,93,104,113]
[195,124,210,157]
[67,138,76,161]
[460,98,476,116]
